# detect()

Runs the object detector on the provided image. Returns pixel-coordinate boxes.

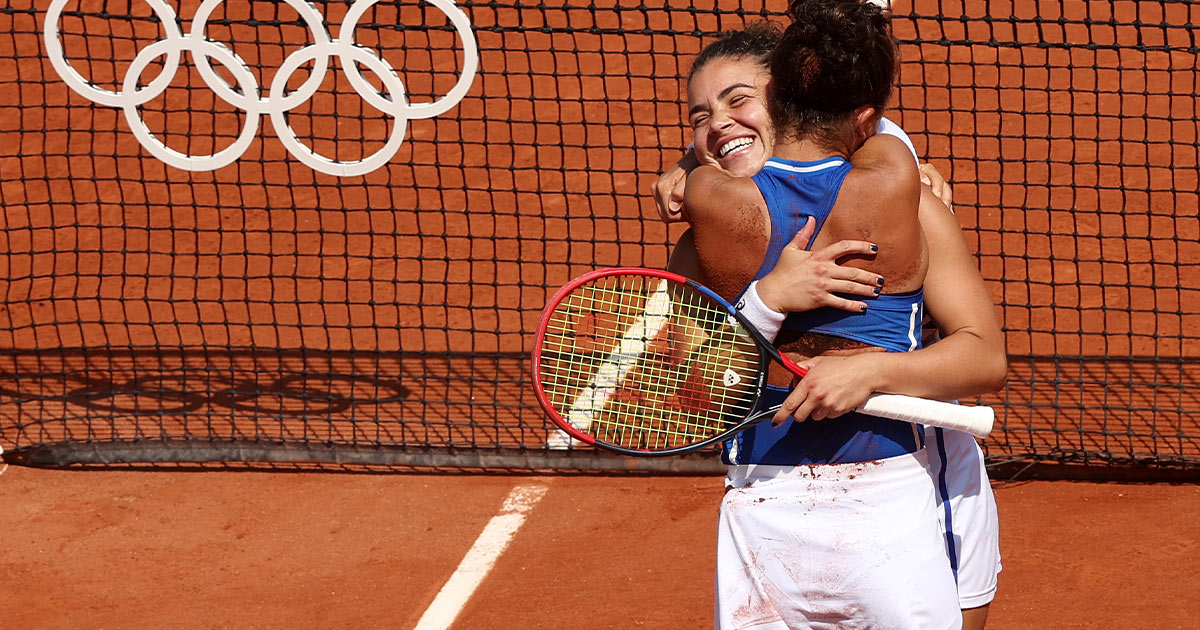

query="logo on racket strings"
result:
[43,0,478,176]
[722,368,741,387]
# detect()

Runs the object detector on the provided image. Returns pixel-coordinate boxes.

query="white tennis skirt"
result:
[715,448,962,630]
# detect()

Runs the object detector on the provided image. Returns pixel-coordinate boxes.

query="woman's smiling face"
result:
[687,55,775,178]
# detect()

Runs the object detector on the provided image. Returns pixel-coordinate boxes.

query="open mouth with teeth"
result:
[717,137,755,158]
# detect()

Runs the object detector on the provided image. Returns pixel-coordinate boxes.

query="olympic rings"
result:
[43,0,479,176]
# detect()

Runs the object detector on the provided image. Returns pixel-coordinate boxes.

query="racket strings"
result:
[539,273,763,450]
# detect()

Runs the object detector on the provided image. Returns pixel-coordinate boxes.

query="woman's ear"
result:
[853,105,880,142]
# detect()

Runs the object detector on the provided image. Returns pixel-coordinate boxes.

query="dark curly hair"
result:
[687,21,782,82]
[769,0,897,144]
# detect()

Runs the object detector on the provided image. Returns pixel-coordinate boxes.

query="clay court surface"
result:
[1,467,1196,629]
[3,1,1198,628]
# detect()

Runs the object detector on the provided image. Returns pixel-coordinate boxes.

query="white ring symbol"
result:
[43,0,479,176]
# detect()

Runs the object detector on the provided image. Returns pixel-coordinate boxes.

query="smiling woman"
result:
[686,30,776,178]
[649,5,1006,629]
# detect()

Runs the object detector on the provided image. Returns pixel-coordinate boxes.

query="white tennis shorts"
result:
[926,427,1003,609]
[716,449,962,630]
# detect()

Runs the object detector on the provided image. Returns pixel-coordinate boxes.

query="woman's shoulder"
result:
[847,134,920,191]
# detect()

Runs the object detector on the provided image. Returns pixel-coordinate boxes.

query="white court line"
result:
[412,483,550,630]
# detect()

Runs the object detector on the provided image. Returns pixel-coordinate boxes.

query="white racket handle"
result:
[858,394,994,439]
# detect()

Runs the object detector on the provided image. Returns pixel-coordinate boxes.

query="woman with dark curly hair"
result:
[680,2,978,627]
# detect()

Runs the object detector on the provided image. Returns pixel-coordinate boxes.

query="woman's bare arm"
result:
[682,164,771,301]
[772,186,1007,423]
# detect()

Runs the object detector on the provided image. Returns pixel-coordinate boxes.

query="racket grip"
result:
[858,394,994,439]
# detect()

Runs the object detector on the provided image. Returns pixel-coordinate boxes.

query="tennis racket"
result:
[531,267,994,456]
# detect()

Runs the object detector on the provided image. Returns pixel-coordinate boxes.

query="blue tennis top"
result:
[721,156,925,466]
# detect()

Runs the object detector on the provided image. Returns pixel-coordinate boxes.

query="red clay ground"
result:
[0,467,1196,629]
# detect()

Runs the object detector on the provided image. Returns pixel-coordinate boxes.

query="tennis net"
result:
[0,0,1196,477]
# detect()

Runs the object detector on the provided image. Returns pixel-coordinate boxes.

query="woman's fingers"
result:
[808,239,884,304]
[786,216,819,249]
[761,228,886,314]
[834,272,885,297]
[772,382,807,426]
[771,381,829,426]
[773,357,867,426]
[919,162,954,210]
[652,166,688,222]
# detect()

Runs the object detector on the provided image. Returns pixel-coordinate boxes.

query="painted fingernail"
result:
[869,244,878,251]
[860,304,869,313]
[877,277,885,285]
[873,286,882,295]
